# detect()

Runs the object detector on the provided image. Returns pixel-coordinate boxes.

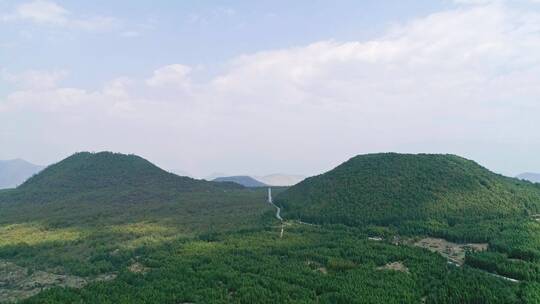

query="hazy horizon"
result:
[2,0,539,177]
[0,150,533,181]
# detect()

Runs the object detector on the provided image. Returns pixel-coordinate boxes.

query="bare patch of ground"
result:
[412,237,488,265]
[94,273,117,282]
[128,262,149,274]
[377,261,409,273]
[0,260,115,303]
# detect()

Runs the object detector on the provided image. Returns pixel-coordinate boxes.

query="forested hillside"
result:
[276,153,540,227]
[0,152,241,204]
[3,152,540,303]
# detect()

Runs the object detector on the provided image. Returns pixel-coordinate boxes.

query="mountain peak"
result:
[16,151,242,202]
[277,153,540,226]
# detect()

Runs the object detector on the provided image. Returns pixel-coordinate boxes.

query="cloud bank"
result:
[1,1,539,176]
[1,0,121,32]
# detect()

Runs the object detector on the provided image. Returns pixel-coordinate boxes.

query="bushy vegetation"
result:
[18,225,525,304]
[2,152,540,303]
[1,152,241,205]
[0,188,275,277]
[276,153,540,227]
[463,220,540,283]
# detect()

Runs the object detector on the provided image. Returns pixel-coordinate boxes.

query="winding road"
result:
[270,202,283,221]
[267,188,284,237]
[267,188,283,221]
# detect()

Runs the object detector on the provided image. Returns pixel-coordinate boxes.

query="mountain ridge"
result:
[3,151,242,204]
[254,174,305,186]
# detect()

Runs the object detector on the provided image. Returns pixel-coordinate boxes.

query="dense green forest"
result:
[0,152,241,205]
[18,225,529,304]
[2,152,540,303]
[276,153,540,228]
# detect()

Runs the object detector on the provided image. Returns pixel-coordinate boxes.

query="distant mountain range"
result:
[0,159,44,189]
[213,176,268,188]
[516,172,540,183]
[204,172,230,181]
[255,174,305,187]
[210,173,305,187]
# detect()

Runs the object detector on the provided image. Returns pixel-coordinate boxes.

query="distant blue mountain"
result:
[0,159,44,189]
[213,176,268,188]
[517,173,540,183]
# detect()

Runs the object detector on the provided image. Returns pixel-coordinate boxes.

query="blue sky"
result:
[1,0,451,89]
[1,0,540,177]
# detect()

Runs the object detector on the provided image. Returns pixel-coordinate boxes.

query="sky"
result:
[1,0,539,178]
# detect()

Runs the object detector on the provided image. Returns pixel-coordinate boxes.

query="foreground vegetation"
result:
[12,224,535,304]
[4,198,540,303]
[2,152,540,303]
[0,189,275,278]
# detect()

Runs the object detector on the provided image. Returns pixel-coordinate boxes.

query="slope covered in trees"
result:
[0,152,241,204]
[3,152,540,303]
[20,224,525,304]
[276,153,540,227]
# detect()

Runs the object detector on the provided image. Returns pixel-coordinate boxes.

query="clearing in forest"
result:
[412,237,488,265]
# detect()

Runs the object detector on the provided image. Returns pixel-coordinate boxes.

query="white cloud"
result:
[146,64,192,89]
[1,0,122,32]
[13,0,68,24]
[2,69,68,90]
[2,1,540,176]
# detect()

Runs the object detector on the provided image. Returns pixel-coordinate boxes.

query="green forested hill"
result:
[4,152,540,303]
[0,152,241,204]
[276,153,540,227]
